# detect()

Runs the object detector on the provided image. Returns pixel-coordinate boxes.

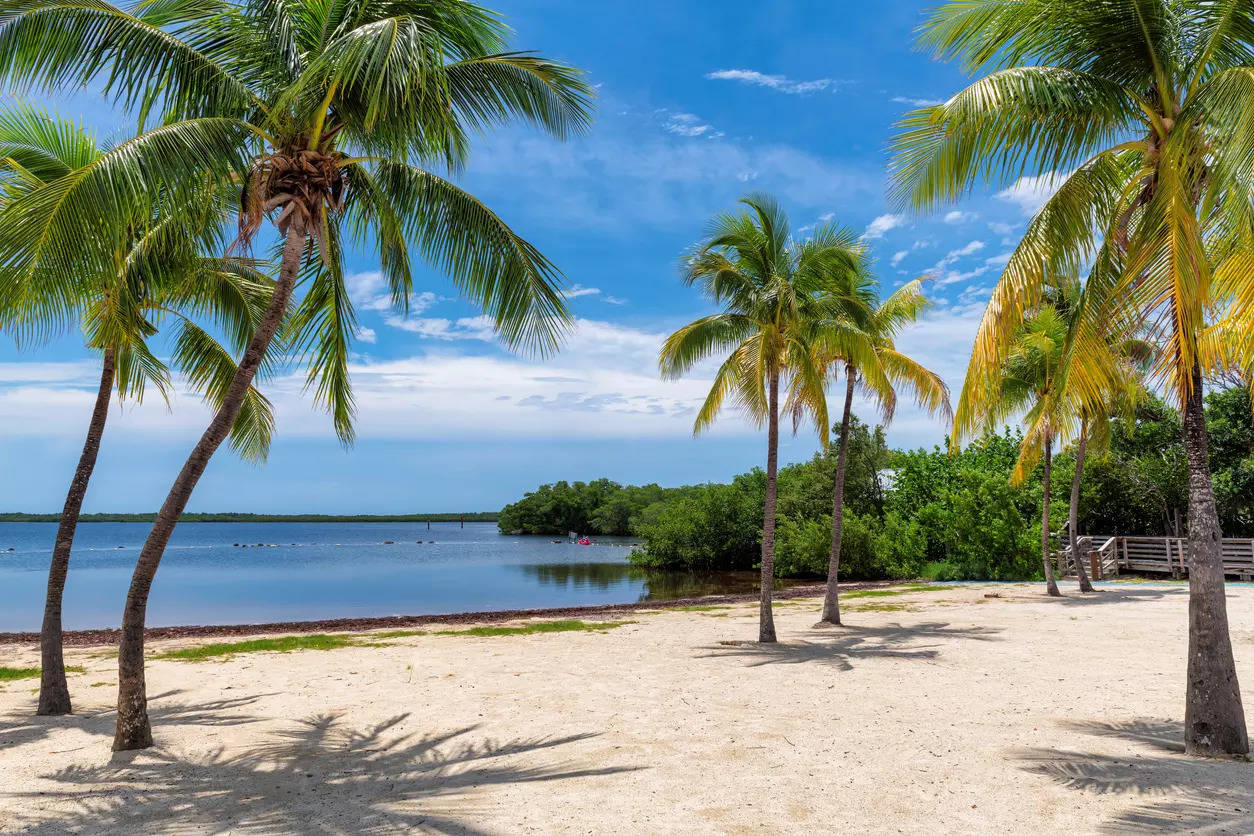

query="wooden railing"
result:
[1058,536,1254,580]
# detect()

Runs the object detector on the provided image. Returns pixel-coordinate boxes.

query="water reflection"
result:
[516,562,799,602]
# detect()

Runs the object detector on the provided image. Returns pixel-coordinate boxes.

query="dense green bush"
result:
[628,483,762,570]
[500,386,1254,581]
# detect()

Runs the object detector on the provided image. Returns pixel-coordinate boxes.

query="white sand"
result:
[1,583,1251,834]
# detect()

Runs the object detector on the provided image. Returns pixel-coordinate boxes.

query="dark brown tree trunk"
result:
[37,348,115,716]
[1181,361,1249,757]
[820,366,856,625]
[1068,421,1094,593]
[112,224,303,751]
[758,368,780,643]
[1041,430,1061,597]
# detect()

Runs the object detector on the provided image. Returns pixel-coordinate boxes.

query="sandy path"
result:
[0,583,1250,834]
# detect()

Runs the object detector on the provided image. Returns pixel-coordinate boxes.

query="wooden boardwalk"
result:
[1058,536,1254,580]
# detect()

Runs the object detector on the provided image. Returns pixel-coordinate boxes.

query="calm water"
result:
[0,522,770,630]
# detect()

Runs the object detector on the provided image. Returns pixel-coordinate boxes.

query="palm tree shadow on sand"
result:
[694,621,1003,669]
[1013,718,1253,833]
[0,689,269,750]
[6,702,642,834]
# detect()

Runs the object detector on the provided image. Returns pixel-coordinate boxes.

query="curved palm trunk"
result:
[1181,362,1248,757]
[820,366,856,625]
[37,348,115,716]
[1068,422,1094,593]
[1041,431,1061,597]
[758,368,780,643]
[112,225,303,751]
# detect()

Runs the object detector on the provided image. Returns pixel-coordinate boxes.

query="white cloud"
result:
[890,250,909,267]
[987,221,1016,235]
[382,315,499,342]
[926,240,988,286]
[892,95,945,107]
[604,296,628,306]
[354,326,377,344]
[347,273,442,315]
[996,171,1070,216]
[943,210,976,224]
[984,252,1012,268]
[706,69,845,95]
[562,284,602,299]
[662,111,719,138]
[864,213,905,239]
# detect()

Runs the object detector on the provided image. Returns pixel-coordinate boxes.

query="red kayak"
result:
[577,537,591,546]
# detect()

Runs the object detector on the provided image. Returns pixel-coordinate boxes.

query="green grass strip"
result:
[0,665,84,681]
[435,619,632,637]
[842,584,948,600]
[151,634,357,662]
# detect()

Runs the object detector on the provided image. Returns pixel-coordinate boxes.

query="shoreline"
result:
[0,580,889,647]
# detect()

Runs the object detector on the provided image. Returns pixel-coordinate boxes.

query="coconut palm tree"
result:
[890,0,1252,757]
[0,105,275,717]
[809,274,951,625]
[0,0,593,750]
[660,194,878,643]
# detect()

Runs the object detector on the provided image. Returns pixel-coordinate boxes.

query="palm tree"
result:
[660,194,877,643]
[0,105,275,717]
[890,0,1252,757]
[0,0,593,750]
[804,271,950,625]
[1047,279,1157,593]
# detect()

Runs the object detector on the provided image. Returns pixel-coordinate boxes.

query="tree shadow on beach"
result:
[693,621,1003,670]
[0,689,267,750]
[6,711,642,834]
[1013,718,1253,833]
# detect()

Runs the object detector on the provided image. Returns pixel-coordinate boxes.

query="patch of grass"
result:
[843,584,947,600]
[90,681,109,687]
[151,634,357,662]
[847,602,910,612]
[671,605,731,612]
[369,629,429,639]
[0,665,83,682]
[435,619,632,638]
[0,667,39,682]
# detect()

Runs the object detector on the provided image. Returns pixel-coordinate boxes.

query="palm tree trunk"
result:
[758,368,780,643]
[1181,361,1248,757]
[1068,421,1094,593]
[1041,430,1061,597]
[820,366,856,625]
[37,348,115,716]
[112,224,304,752]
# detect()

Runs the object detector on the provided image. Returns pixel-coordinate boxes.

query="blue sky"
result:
[0,0,1060,513]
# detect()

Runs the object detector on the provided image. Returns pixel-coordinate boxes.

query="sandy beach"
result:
[1,582,1251,834]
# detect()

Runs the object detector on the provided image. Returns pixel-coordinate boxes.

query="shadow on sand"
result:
[1013,718,1252,833]
[0,689,267,750]
[4,694,641,834]
[694,621,1003,670]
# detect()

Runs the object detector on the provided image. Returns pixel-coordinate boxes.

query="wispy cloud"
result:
[892,95,945,107]
[996,171,1070,215]
[943,210,977,224]
[661,111,722,138]
[864,213,906,239]
[890,250,909,267]
[706,69,846,95]
[562,284,602,299]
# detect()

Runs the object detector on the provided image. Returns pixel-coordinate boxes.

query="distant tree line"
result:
[0,512,498,524]
[499,387,1254,581]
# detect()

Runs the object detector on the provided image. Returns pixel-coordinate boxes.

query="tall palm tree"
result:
[0,0,593,750]
[0,105,275,717]
[1047,279,1157,593]
[890,0,1252,757]
[810,275,951,625]
[661,195,879,642]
